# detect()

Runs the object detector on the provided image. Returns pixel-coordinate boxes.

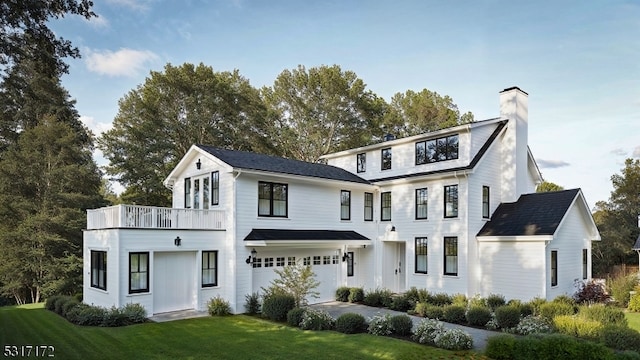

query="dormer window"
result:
[381,148,391,170]
[357,153,366,173]
[415,134,459,165]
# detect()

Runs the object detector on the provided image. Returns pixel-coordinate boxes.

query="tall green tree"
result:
[536,181,564,192]
[382,89,474,138]
[592,158,640,275]
[261,64,387,162]
[99,63,272,206]
[0,116,103,304]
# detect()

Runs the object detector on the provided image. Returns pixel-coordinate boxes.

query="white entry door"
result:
[383,242,406,293]
[153,252,196,314]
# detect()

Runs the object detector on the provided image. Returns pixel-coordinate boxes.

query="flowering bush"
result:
[515,315,554,335]
[412,318,445,344]
[368,313,394,336]
[433,328,473,350]
[299,308,334,330]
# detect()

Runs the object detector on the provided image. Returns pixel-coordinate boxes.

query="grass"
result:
[626,311,640,332]
[0,304,487,360]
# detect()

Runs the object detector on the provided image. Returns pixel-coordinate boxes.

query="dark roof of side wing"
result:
[477,189,580,237]
[196,145,371,185]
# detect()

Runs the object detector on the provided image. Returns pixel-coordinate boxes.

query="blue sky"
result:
[50,0,639,206]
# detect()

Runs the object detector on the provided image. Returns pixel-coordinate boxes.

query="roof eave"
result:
[477,235,554,242]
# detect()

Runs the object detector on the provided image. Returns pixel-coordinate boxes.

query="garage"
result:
[153,251,196,314]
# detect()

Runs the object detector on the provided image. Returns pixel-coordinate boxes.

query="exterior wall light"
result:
[246,248,257,264]
[174,236,182,246]
[196,159,202,170]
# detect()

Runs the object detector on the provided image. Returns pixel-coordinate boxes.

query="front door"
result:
[393,243,406,293]
[383,242,406,293]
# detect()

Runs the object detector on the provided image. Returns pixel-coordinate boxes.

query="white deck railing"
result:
[87,204,225,230]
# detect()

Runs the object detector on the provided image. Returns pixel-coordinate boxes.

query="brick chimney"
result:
[499,87,529,203]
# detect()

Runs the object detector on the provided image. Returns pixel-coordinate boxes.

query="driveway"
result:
[310,301,496,351]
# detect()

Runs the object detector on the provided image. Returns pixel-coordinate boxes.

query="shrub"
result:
[608,274,638,307]
[405,287,429,304]
[363,288,393,308]
[451,293,468,307]
[527,297,548,316]
[511,333,613,360]
[335,313,366,334]
[61,298,80,317]
[412,318,445,344]
[262,264,320,307]
[430,293,453,306]
[539,301,575,321]
[65,303,90,324]
[495,305,521,329]
[299,308,334,330]
[443,304,466,324]
[244,292,261,315]
[628,293,640,312]
[466,305,492,327]
[515,315,553,335]
[616,351,640,360]
[207,295,231,316]
[367,313,393,336]
[390,314,413,336]
[286,307,306,327]
[390,294,413,312]
[348,287,364,303]
[53,296,74,315]
[553,294,577,306]
[262,293,296,322]
[469,294,487,308]
[578,304,626,326]
[103,306,128,327]
[335,286,350,302]
[485,334,517,360]
[574,280,610,304]
[45,295,62,311]
[487,293,506,311]
[553,315,603,340]
[433,328,473,351]
[418,303,444,319]
[600,324,640,353]
[121,303,146,324]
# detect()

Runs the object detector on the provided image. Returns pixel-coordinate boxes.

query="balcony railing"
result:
[87,204,225,230]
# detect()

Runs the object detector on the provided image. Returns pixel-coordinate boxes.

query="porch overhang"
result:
[243,229,371,248]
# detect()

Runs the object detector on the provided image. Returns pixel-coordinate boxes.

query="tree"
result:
[262,264,320,307]
[99,63,272,206]
[0,0,95,78]
[261,64,387,162]
[536,181,564,192]
[0,116,103,303]
[381,89,474,138]
[592,159,640,275]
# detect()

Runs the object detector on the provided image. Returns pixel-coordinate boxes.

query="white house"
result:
[83,87,601,315]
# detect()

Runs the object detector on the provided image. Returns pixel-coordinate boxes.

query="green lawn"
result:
[1,304,486,360]
[626,311,640,332]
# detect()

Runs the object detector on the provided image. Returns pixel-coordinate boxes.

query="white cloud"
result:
[85,13,109,28]
[633,146,640,158]
[537,159,571,169]
[80,115,113,136]
[106,0,152,11]
[85,48,158,77]
[610,148,627,156]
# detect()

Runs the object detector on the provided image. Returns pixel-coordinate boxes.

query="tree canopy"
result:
[536,181,564,192]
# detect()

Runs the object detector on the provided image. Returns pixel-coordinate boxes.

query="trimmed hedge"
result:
[486,333,615,360]
[363,288,393,308]
[539,301,575,321]
[286,307,306,327]
[262,293,296,322]
[390,314,413,336]
[553,315,603,340]
[335,287,350,302]
[348,287,364,303]
[578,304,627,326]
[335,313,367,334]
[600,324,640,353]
[443,304,466,324]
[495,305,521,329]
[466,306,492,327]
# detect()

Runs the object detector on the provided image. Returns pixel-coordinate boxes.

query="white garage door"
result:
[154,251,196,314]
[253,251,339,304]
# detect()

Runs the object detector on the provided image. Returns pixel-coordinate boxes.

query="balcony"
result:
[87,204,225,230]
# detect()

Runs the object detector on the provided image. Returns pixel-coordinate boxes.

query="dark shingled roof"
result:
[244,229,370,241]
[197,145,370,185]
[477,189,580,237]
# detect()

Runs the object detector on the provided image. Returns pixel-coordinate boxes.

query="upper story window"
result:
[185,173,217,209]
[482,186,490,219]
[340,190,351,220]
[444,185,458,218]
[258,181,288,217]
[357,153,366,173]
[364,192,373,221]
[211,171,219,206]
[582,249,588,280]
[381,191,391,221]
[415,188,428,220]
[381,148,391,170]
[551,250,558,286]
[415,134,459,165]
[184,178,191,208]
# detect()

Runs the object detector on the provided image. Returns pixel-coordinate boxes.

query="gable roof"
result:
[244,229,370,241]
[477,189,581,237]
[196,145,370,185]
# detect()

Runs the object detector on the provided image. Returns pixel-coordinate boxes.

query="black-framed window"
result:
[265,257,274,267]
[347,252,354,277]
[202,251,218,287]
[194,178,200,209]
[444,237,458,276]
[364,192,373,221]
[323,255,331,265]
[332,255,339,264]
[287,256,296,265]
[203,177,210,210]
[415,135,459,164]
[582,249,588,280]
[303,257,310,266]
[313,256,321,265]
[341,190,351,220]
[415,237,428,274]
[258,181,288,217]
[482,186,490,219]
[551,250,558,286]
[381,148,391,170]
[253,258,262,268]
[357,153,366,173]
[211,171,219,206]
[129,252,149,293]
[184,177,191,208]
[277,257,285,267]
[381,191,391,221]
[415,188,428,220]
[91,250,107,290]
[444,185,458,218]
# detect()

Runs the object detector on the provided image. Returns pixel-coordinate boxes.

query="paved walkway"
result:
[310,301,496,351]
